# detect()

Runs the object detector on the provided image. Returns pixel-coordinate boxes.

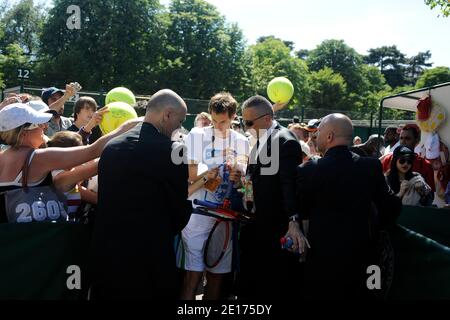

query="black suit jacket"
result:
[237,124,302,299]
[296,145,401,297]
[91,122,191,299]
[247,124,302,235]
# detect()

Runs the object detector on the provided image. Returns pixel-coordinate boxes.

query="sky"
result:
[165,0,450,67]
[24,0,450,67]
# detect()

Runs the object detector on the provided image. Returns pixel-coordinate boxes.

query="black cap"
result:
[394,146,415,159]
[41,87,64,104]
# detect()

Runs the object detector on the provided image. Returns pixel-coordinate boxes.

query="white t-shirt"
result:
[183,126,249,233]
[384,141,400,156]
[185,126,250,206]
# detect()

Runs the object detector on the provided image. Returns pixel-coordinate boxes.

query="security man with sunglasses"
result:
[236,95,306,299]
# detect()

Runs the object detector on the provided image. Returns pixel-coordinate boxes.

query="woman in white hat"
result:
[0,103,139,223]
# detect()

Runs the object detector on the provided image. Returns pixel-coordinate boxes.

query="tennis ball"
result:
[267,77,294,104]
[105,87,136,106]
[99,101,138,135]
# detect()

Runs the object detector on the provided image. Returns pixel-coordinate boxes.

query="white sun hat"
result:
[27,100,50,112]
[0,103,52,132]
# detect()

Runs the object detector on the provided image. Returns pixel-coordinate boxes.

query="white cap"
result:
[300,140,312,158]
[27,100,50,113]
[0,103,52,132]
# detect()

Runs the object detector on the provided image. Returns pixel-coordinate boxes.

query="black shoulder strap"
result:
[21,149,35,189]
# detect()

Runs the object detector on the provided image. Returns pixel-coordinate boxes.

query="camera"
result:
[70,82,82,93]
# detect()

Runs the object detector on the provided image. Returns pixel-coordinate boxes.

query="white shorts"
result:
[176,213,233,274]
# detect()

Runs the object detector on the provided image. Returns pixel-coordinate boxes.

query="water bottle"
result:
[244,176,254,212]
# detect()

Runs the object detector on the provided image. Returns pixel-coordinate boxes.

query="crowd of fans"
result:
[0,82,448,300]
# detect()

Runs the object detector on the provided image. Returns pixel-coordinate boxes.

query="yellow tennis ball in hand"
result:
[99,102,138,135]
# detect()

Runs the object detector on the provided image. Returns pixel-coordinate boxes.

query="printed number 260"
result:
[16,201,67,223]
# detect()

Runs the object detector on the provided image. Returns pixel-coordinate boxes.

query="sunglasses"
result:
[243,113,270,128]
[398,158,413,165]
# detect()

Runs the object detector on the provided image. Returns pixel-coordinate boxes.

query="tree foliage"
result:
[162,0,247,99]
[415,66,450,88]
[365,45,407,88]
[0,43,30,87]
[307,39,364,94]
[0,0,46,57]
[424,0,450,17]
[307,67,346,111]
[38,0,165,92]
[405,50,433,85]
[257,36,295,52]
[243,38,309,110]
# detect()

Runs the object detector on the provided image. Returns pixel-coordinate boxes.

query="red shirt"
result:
[382,153,435,192]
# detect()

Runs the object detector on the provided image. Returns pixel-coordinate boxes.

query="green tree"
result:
[365,45,407,88]
[244,37,309,110]
[360,64,389,93]
[0,43,30,87]
[296,49,309,60]
[257,35,295,52]
[424,0,450,17]
[307,67,347,111]
[38,0,165,93]
[415,66,450,88]
[405,50,433,85]
[307,39,364,94]
[0,0,46,57]
[0,0,11,21]
[355,64,391,118]
[163,0,247,100]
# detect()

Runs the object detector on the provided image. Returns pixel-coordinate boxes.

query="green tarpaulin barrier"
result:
[0,205,449,299]
[0,222,90,300]
[388,225,450,299]
[398,205,450,248]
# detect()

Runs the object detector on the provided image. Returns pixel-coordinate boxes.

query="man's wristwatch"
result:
[202,175,208,184]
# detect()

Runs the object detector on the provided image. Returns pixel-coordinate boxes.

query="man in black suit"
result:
[91,89,191,299]
[295,113,402,299]
[237,95,308,299]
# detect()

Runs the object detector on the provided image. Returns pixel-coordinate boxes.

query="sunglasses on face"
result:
[398,158,413,165]
[243,113,270,128]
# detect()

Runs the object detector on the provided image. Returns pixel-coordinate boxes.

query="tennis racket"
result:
[204,218,231,268]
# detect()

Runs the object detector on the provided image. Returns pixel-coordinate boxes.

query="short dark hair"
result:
[73,96,97,121]
[402,124,420,140]
[241,95,274,117]
[208,92,237,118]
[47,131,83,148]
[385,126,398,134]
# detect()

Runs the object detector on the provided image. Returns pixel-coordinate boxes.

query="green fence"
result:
[0,222,90,300]
[0,205,449,299]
